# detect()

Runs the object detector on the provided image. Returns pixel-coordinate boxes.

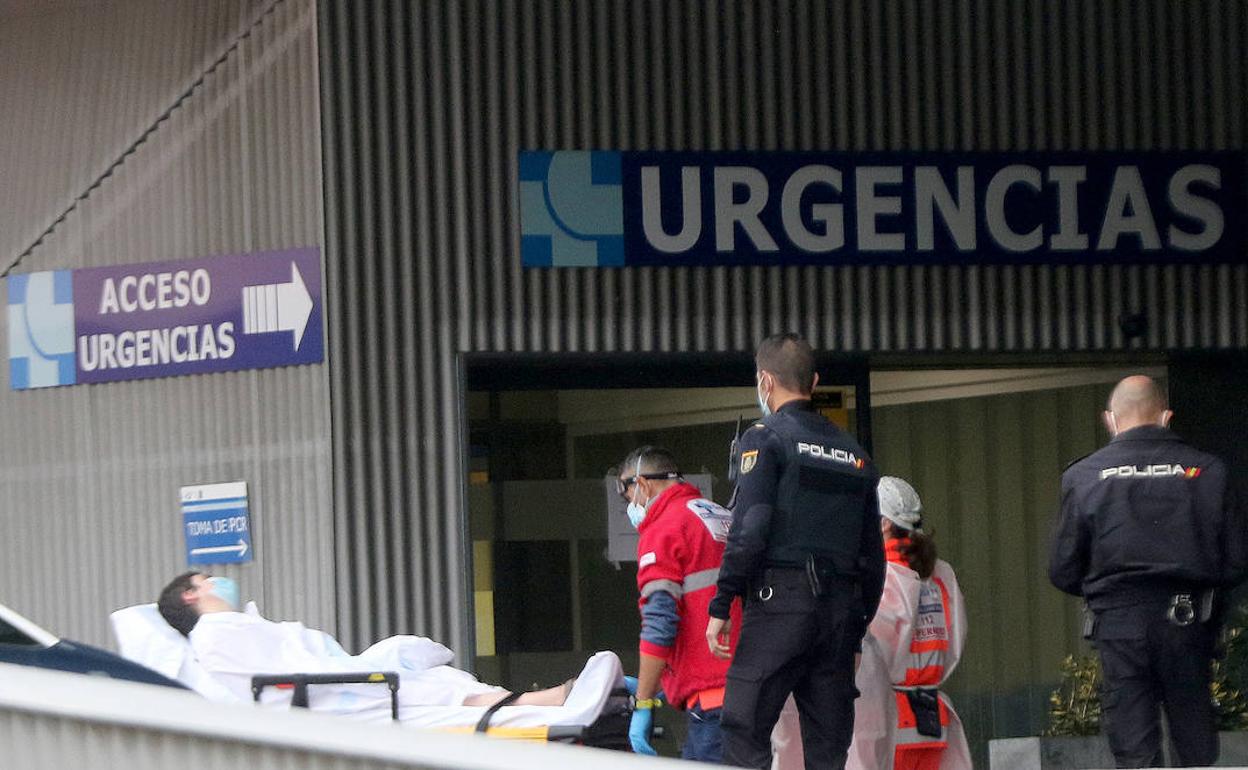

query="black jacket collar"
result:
[775,399,814,414]
[1110,424,1180,444]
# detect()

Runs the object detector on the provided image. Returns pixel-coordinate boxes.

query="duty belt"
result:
[756,560,856,600]
[1092,588,1216,627]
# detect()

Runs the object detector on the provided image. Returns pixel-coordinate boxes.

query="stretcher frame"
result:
[110,603,634,749]
[249,670,633,746]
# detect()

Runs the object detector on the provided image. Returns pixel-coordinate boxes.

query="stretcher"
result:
[110,604,631,748]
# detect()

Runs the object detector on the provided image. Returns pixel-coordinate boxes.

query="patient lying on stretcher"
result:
[156,572,574,712]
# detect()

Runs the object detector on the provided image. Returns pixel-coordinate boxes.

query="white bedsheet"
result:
[110,604,622,729]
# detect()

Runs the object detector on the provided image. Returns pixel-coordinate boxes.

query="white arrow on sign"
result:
[190,540,249,558]
[241,262,314,351]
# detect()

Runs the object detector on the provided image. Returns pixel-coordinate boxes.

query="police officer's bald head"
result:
[1105,375,1172,434]
[756,333,816,395]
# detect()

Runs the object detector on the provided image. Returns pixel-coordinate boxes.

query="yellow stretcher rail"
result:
[436,725,551,742]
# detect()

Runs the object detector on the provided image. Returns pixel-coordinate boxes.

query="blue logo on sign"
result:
[519,151,624,266]
[7,270,76,389]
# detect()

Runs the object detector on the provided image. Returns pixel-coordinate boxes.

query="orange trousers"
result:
[894,746,943,770]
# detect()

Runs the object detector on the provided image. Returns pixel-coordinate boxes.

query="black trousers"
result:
[721,570,860,770]
[1094,605,1218,768]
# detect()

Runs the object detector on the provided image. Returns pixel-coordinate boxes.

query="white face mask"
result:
[627,496,650,528]
[626,456,650,528]
[757,374,772,418]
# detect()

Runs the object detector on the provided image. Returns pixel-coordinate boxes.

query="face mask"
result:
[757,375,772,418]
[207,576,240,610]
[626,456,650,529]
[627,498,649,529]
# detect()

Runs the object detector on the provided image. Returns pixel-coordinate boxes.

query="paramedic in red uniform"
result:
[618,445,740,761]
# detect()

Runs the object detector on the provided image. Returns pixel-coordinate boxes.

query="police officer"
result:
[1049,375,1248,768]
[705,333,885,769]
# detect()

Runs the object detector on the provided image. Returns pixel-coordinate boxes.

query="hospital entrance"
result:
[462,357,1167,762]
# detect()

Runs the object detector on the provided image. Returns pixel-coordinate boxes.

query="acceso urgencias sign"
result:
[7,247,323,390]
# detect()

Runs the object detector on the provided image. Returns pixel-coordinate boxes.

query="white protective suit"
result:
[772,557,972,770]
[189,610,503,718]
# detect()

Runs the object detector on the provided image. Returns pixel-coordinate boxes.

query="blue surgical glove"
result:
[629,704,657,755]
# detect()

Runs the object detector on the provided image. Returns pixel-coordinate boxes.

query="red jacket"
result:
[636,482,741,709]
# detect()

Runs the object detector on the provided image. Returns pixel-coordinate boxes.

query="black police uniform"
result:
[1050,424,1248,768]
[709,400,885,769]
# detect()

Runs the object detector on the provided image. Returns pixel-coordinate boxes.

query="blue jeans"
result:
[682,705,724,762]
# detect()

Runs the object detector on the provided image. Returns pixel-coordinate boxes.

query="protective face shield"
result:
[878,476,924,534]
[756,372,772,418]
[206,576,241,610]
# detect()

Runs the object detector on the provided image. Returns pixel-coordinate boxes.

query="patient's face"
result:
[185,573,230,614]
[184,574,210,611]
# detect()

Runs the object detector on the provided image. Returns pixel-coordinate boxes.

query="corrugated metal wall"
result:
[0,0,332,645]
[318,0,1248,656]
[0,0,262,275]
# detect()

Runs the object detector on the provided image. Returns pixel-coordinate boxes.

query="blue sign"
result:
[8,247,324,390]
[181,481,252,566]
[519,151,1248,267]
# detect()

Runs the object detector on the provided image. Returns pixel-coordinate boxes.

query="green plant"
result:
[1212,621,1248,731]
[1045,609,1248,736]
[1044,654,1102,737]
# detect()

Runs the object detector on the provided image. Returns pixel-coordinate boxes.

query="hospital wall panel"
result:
[0,0,331,646]
[319,0,1248,660]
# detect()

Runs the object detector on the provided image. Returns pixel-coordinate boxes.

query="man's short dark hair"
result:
[158,571,203,636]
[756,333,816,394]
[620,446,680,476]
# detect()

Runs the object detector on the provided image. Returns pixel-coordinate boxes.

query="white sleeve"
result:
[846,635,897,770]
[867,565,921,684]
[934,560,968,681]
